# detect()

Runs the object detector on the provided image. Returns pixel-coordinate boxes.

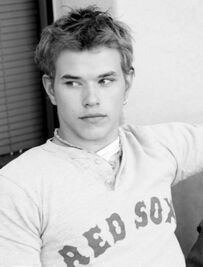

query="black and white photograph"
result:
[0,0,203,266]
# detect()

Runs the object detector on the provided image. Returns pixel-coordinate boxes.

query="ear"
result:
[124,67,134,99]
[42,74,57,105]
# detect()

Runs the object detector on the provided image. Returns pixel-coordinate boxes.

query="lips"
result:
[79,114,107,123]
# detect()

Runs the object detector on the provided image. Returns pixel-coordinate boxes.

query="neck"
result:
[54,128,119,153]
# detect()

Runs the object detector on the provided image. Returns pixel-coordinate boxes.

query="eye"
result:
[65,81,81,87]
[99,78,115,86]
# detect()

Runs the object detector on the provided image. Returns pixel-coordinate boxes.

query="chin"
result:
[80,128,111,142]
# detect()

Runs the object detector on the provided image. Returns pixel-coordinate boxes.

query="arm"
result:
[0,175,42,267]
[150,122,203,184]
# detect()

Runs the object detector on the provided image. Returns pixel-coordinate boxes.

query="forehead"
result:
[54,47,123,78]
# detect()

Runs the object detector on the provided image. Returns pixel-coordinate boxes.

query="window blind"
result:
[0,0,46,156]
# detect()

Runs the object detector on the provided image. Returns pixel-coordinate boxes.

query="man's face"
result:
[43,47,132,151]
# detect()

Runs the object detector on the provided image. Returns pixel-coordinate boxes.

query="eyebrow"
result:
[61,74,80,80]
[98,71,117,79]
[61,71,117,80]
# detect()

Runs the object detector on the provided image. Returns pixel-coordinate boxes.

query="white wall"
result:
[52,0,203,125]
[52,0,115,18]
[116,0,203,125]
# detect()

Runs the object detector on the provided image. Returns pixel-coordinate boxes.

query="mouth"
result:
[79,114,107,123]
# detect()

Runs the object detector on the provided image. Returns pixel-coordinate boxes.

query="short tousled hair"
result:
[35,6,134,78]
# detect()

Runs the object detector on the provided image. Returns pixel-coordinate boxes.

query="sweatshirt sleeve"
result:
[149,122,203,185]
[0,175,42,267]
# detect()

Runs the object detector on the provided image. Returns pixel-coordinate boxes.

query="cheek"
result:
[55,96,75,118]
[55,89,80,108]
[112,89,126,105]
[108,94,125,118]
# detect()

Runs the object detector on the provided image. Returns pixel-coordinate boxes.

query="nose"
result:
[82,83,100,107]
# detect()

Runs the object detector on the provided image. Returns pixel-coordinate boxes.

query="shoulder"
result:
[120,122,176,146]
[0,139,77,172]
[0,140,71,188]
[0,142,48,189]
[120,122,203,153]
[0,139,89,187]
[121,122,202,142]
[1,141,52,173]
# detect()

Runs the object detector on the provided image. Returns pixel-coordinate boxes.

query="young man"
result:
[0,6,203,267]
